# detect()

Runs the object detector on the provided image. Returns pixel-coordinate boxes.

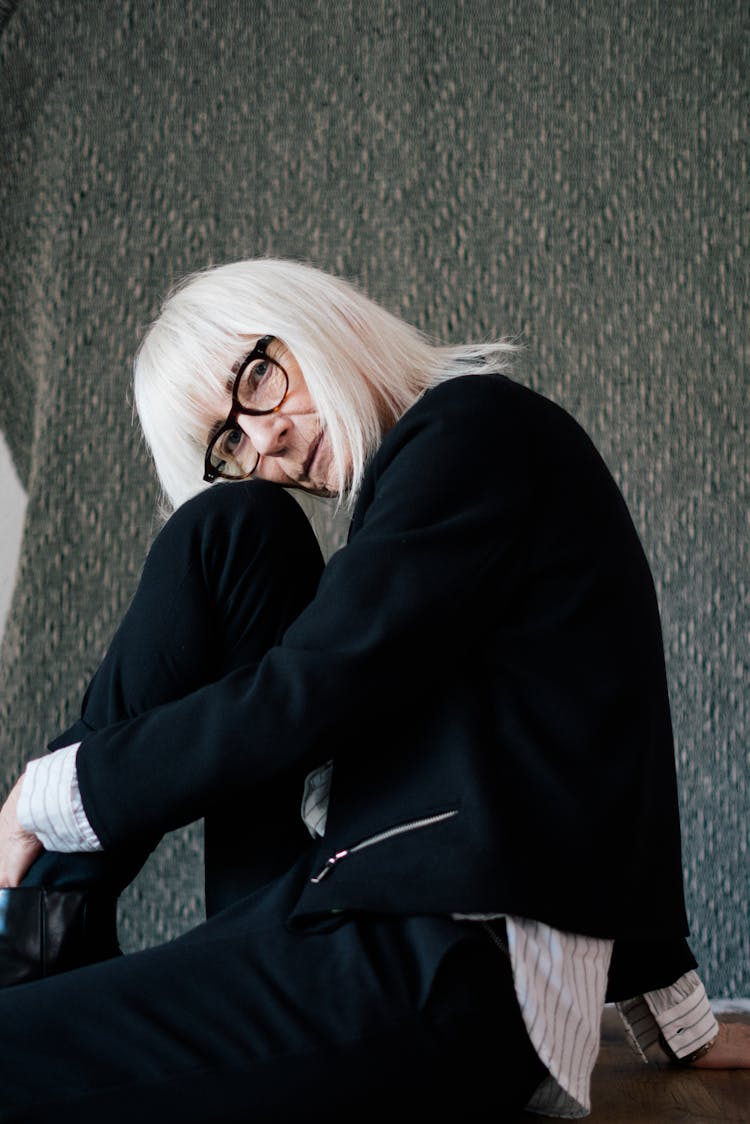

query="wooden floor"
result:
[518,1009,750,1123]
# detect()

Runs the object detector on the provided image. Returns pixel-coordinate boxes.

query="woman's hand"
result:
[0,777,42,887]
[690,1020,750,1068]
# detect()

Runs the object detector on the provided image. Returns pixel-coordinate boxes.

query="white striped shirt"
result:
[506,918,612,1116]
[18,747,718,1117]
[19,743,100,853]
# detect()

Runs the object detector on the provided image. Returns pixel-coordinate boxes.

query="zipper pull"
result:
[310,849,350,884]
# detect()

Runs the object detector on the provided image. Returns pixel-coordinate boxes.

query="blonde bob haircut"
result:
[134,259,519,512]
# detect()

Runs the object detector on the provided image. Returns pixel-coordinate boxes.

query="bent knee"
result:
[176,479,304,528]
[148,481,323,579]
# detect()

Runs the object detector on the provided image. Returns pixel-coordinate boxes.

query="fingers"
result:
[0,778,44,888]
[690,1020,750,1069]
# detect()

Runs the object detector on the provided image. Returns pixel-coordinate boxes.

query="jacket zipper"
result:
[309,809,459,884]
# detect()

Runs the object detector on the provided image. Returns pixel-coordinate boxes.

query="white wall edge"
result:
[0,430,28,648]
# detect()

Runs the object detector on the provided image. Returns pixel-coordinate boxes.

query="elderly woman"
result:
[0,261,741,1120]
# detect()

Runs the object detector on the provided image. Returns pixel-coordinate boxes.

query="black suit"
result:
[80,375,691,948]
[2,375,695,1118]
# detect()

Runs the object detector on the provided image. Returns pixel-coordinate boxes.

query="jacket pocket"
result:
[309,809,459,884]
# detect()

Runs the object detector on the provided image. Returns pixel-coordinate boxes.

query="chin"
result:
[289,478,337,499]
[309,481,339,499]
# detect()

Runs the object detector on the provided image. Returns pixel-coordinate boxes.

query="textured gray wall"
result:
[1,1,747,995]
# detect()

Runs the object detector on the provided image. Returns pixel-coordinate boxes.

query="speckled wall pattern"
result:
[1,0,747,995]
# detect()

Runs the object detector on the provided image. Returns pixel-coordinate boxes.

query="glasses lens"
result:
[236,357,287,412]
[207,427,258,479]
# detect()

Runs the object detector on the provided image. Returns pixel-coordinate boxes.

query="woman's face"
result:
[207,337,347,497]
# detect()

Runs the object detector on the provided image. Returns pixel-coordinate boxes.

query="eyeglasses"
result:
[203,335,289,482]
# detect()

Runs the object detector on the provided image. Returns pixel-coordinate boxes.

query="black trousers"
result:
[1,482,545,1120]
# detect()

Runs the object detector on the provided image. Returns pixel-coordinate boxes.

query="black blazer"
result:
[77,374,693,988]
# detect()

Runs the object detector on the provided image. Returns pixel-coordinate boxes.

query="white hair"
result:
[134,259,519,512]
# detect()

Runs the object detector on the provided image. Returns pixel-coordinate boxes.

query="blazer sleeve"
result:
[76,377,532,849]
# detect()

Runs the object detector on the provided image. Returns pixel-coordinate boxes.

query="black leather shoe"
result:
[0,887,121,987]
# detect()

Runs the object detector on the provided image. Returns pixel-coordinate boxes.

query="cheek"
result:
[316,440,347,496]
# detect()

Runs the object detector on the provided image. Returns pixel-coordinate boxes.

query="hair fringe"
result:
[134,259,521,517]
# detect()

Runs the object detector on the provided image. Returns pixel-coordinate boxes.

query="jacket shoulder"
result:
[373,373,588,475]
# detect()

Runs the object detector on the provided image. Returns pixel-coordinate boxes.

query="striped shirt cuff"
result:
[617,970,718,1062]
[18,745,103,853]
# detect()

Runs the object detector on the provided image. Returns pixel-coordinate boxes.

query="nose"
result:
[238,413,289,458]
